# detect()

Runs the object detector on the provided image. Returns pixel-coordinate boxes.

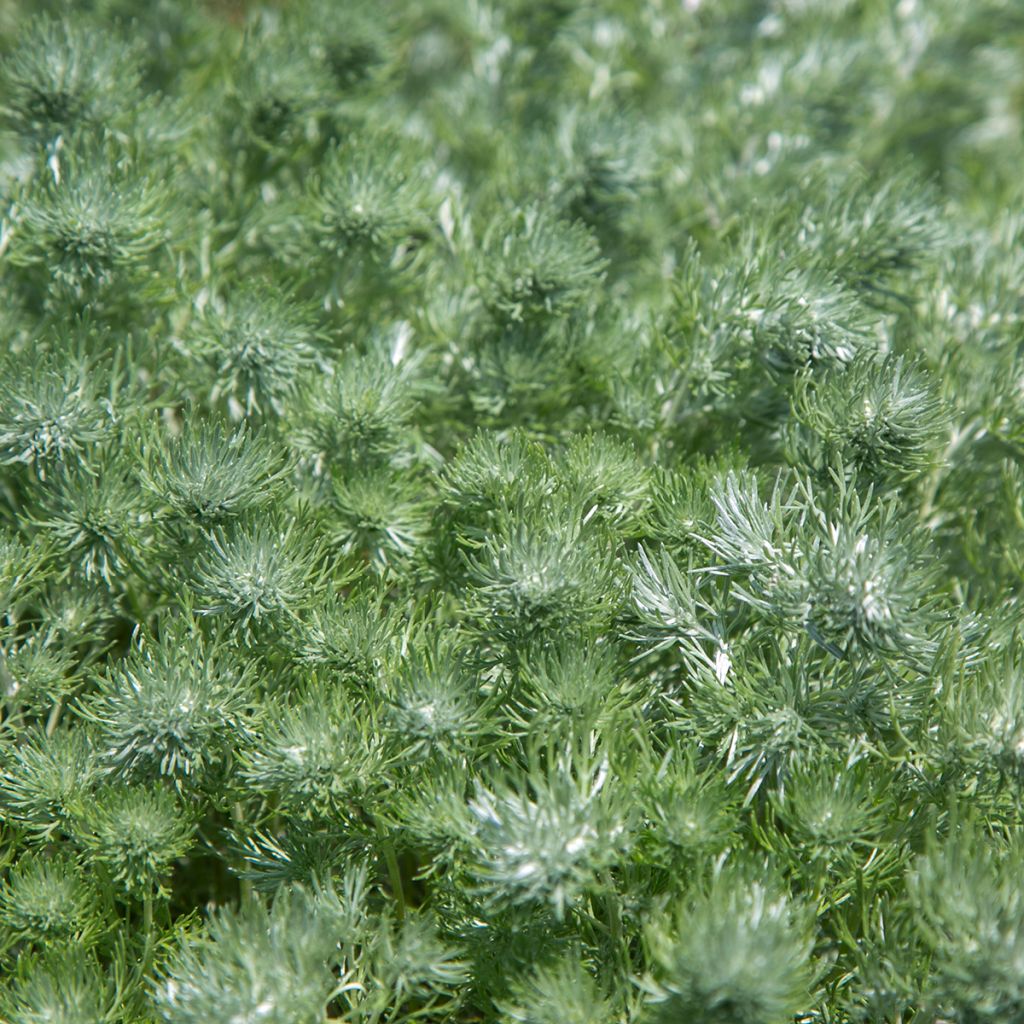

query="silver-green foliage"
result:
[0,1,1021,1022]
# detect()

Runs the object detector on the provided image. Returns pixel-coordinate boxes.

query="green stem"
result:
[599,871,630,981]
[381,837,406,922]
[0,651,18,724]
[232,802,254,902]
[604,889,623,950]
[133,890,156,984]
[45,697,64,737]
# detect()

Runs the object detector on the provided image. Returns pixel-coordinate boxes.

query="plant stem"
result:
[45,696,64,737]
[381,836,406,921]
[233,801,254,902]
[135,891,156,982]
[599,871,631,981]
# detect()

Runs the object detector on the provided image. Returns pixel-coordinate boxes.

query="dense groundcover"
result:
[1,1,1024,1021]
